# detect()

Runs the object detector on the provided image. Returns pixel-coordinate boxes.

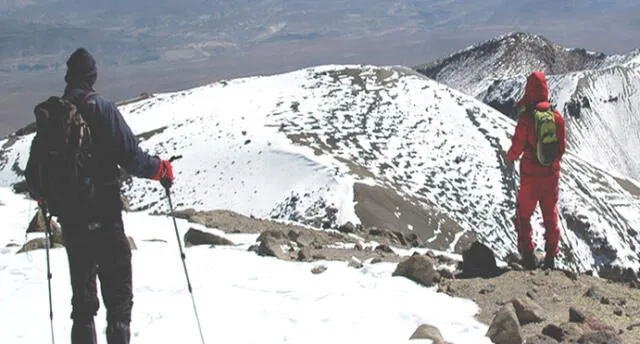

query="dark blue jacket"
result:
[65,88,159,181]
[57,87,159,223]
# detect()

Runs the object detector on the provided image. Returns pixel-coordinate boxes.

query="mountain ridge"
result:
[1,64,639,274]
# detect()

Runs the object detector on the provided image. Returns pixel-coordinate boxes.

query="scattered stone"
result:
[409,324,446,343]
[613,308,623,316]
[552,294,563,303]
[436,254,456,264]
[5,242,20,248]
[375,244,394,254]
[524,334,559,344]
[425,250,437,260]
[184,228,234,247]
[564,270,579,281]
[355,242,364,251]
[292,230,316,247]
[542,323,584,343]
[583,286,602,301]
[247,244,259,253]
[461,241,500,278]
[311,265,327,274]
[348,257,364,269]
[392,255,440,287]
[338,222,356,234]
[486,304,523,344]
[257,237,289,260]
[600,296,611,305]
[542,324,564,342]
[570,307,587,323]
[297,247,311,261]
[479,284,496,295]
[370,257,383,264]
[438,268,455,280]
[127,236,137,250]
[526,290,537,300]
[627,322,640,331]
[511,297,546,325]
[16,238,63,253]
[599,265,639,283]
[577,330,622,344]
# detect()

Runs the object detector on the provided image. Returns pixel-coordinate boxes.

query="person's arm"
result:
[102,101,160,179]
[507,117,528,162]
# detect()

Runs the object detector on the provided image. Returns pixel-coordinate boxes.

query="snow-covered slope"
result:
[0,187,491,344]
[1,65,639,274]
[414,32,614,98]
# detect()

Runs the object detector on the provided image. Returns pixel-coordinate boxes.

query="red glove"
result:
[152,159,174,187]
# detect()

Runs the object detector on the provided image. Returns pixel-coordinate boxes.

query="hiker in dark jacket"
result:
[25,48,174,344]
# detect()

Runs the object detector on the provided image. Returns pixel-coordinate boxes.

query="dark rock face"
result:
[461,241,500,278]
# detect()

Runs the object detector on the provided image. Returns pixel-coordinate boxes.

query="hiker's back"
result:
[26,88,124,224]
[518,102,565,177]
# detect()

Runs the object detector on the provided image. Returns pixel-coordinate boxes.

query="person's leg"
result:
[96,218,133,344]
[516,176,539,260]
[540,177,560,269]
[64,226,99,344]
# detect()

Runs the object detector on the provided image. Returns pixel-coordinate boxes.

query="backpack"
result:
[26,93,96,216]
[531,104,559,166]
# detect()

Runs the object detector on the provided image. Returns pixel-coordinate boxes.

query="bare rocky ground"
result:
[173,209,640,343]
[440,270,640,343]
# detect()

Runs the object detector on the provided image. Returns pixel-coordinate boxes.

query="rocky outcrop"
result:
[184,228,234,247]
[409,324,446,343]
[486,304,523,344]
[392,255,440,287]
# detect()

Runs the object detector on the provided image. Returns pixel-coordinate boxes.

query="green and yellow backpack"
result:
[521,103,559,166]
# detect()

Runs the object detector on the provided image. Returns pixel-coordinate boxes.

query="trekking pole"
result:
[161,176,205,344]
[39,203,56,344]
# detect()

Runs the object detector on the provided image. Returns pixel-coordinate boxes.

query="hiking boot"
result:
[521,251,536,270]
[543,256,555,270]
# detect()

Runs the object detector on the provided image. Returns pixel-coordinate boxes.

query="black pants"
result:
[63,218,132,344]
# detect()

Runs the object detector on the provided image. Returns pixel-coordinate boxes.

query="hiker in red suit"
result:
[507,71,566,270]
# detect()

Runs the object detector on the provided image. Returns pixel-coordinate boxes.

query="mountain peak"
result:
[415,32,608,97]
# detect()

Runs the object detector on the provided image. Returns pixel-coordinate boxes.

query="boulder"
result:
[256,237,289,260]
[542,322,584,343]
[511,297,546,325]
[338,222,356,234]
[392,255,440,287]
[27,209,63,245]
[409,324,446,343]
[184,228,234,247]
[486,304,523,344]
[462,241,500,278]
[348,257,364,269]
[311,265,327,274]
[17,238,63,253]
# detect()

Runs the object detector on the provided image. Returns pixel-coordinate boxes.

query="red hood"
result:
[517,71,549,107]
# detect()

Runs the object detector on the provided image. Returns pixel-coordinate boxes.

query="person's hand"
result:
[152,159,174,189]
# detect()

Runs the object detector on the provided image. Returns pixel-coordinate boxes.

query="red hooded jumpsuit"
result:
[507,71,566,259]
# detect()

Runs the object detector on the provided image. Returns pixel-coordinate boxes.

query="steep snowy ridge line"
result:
[1,64,639,273]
